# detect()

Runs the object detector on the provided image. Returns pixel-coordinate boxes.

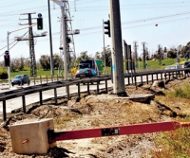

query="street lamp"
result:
[7,27,30,88]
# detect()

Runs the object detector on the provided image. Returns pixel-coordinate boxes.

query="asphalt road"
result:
[0,81,111,113]
[0,74,160,114]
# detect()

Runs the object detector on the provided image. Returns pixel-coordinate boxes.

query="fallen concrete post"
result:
[9,118,55,154]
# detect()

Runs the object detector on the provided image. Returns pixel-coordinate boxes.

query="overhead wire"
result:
[0,31,29,57]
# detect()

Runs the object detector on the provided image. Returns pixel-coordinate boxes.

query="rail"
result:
[0,68,188,121]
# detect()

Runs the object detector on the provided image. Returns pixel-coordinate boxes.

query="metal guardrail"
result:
[0,68,188,121]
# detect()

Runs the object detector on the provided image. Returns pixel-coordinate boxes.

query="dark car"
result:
[11,75,30,86]
[184,61,190,74]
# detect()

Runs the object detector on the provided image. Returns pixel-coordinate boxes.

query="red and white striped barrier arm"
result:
[48,121,190,143]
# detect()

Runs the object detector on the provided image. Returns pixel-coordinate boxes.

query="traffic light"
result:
[104,20,111,37]
[37,13,43,30]
[4,51,10,67]
[37,18,43,30]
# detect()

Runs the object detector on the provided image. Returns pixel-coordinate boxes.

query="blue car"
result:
[11,75,30,86]
[75,68,97,78]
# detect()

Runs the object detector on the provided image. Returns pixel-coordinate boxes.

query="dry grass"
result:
[152,80,190,158]
[153,127,190,158]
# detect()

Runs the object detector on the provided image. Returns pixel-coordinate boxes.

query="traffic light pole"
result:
[109,0,127,96]
[102,20,106,67]
[7,32,11,88]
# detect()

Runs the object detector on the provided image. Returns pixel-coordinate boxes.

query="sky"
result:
[1,0,190,62]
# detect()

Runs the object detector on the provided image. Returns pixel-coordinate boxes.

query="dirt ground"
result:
[0,78,190,158]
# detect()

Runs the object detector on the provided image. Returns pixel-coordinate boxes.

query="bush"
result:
[0,70,8,79]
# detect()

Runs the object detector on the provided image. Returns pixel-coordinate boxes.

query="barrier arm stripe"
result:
[48,121,190,143]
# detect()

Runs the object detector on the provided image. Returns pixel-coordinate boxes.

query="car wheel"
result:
[12,83,14,86]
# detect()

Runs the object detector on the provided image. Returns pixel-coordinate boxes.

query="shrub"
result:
[0,70,8,80]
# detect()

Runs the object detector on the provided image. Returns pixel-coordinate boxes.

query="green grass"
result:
[167,82,190,99]
[0,57,188,81]
[137,58,185,70]
[153,126,190,158]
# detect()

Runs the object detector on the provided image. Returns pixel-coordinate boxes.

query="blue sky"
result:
[1,0,190,61]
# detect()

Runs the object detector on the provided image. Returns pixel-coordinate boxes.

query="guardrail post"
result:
[3,100,6,121]
[54,88,57,105]
[105,79,108,93]
[77,83,80,98]
[40,76,42,84]
[39,90,43,105]
[161,73,163,80]
[128,76,130,85]
[164,73,167,80]
[131,74,134,85]
[66,85,70,99]
[141,75,143,84]
[97,81,100,94]
[87,82,90,95]
[172,72,175,79]
[151,74,154,83]
[46,76,48,83]
[146,74,149,84]
[34,77,36,85]
[22,95,26,113]
[169,72,171,81]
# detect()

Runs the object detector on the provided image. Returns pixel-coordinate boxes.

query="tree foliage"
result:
[39,54,63,70]
[10,57,28,72]
[75,51,91,65]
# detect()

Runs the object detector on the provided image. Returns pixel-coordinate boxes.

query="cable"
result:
[0,31,29,57]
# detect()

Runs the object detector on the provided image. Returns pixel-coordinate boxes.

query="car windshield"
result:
[15,75,22,79]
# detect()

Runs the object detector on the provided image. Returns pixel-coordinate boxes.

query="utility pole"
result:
[109,0,127,96]
[17,13,47,77]
[28,13,37,77]
[61,5,68,79]
[6,32,11,88]
[134,41,138,68]
[123,40,127,73]
[52,0,78,80]
[142,42,146,69]
[18,13,36,76]
[48,0,54,77]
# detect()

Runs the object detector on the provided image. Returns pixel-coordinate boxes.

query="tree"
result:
[167,49,177,58]
[10,57,27,72]
[181,42,190,60]
[101,46,112,67]
[39,54,63,70]
[76,51,91,64]
[39,55,50,70]
[95,52,101,59]
[156,45,163,65]
[53,54,63,70]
